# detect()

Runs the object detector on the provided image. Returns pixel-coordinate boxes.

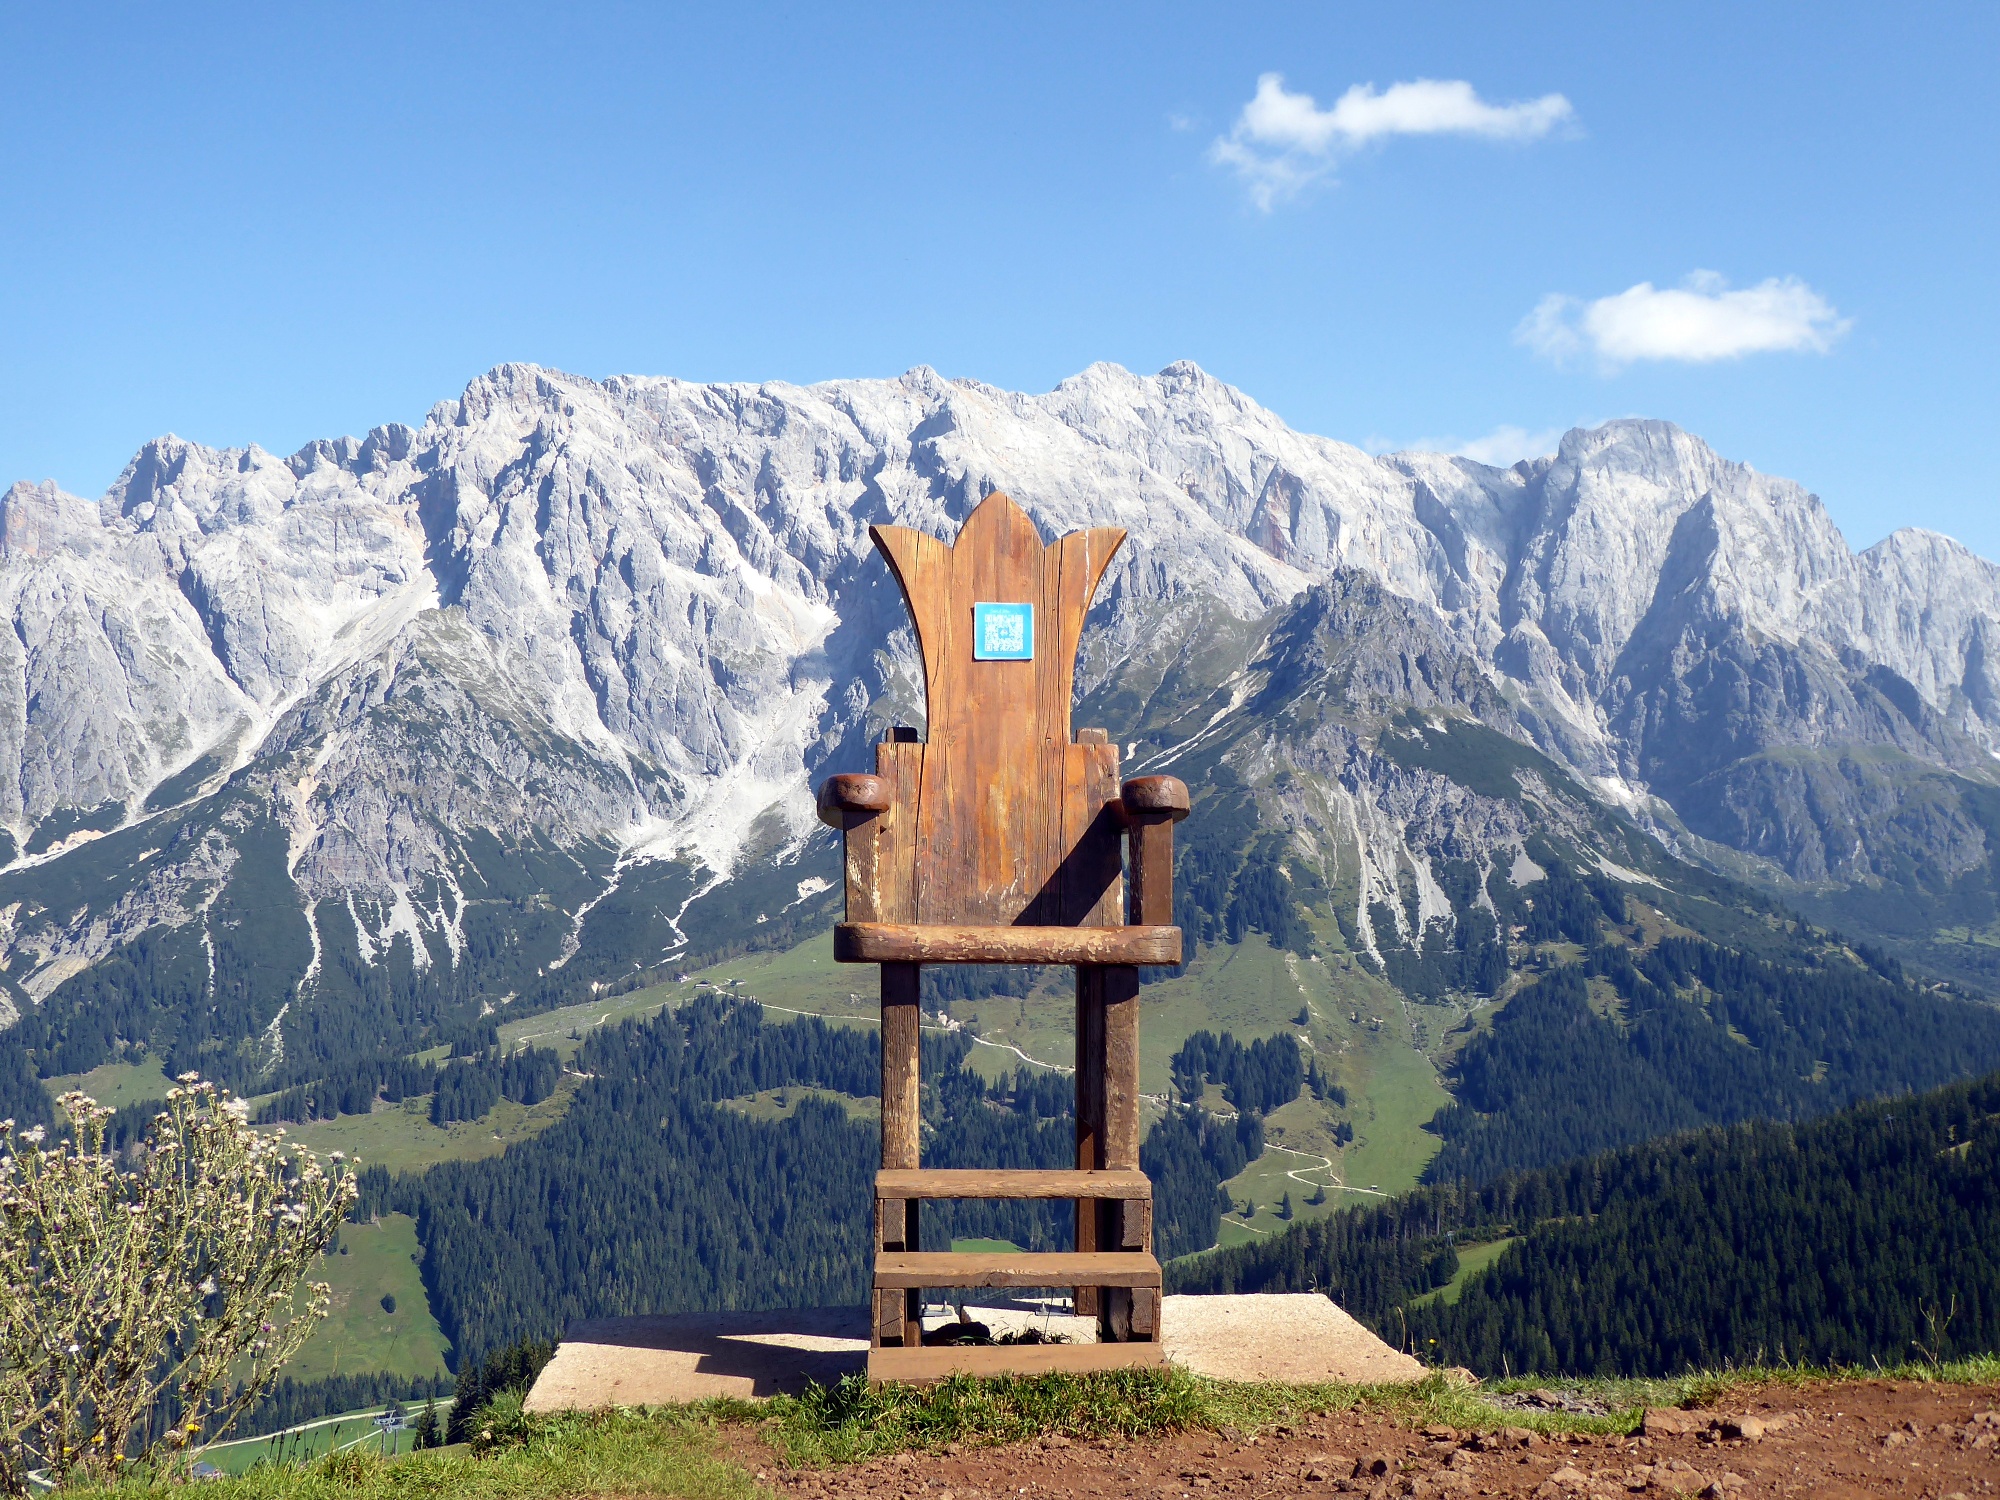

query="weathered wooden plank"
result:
[1119,1196,1153,1251]
[880,960,924,1355]
[1126,819,1175,927]
[876,1169,1150,1200]
[880,963,922,1177]
[835,923,1181,965]
[843,497,1179,1348]
[1130,1286,1161,1341]
[869,739,923,924]
[868,494,1126,928]
[1074,964,1107,1318]
[1048,741,1123,926]
[872,1289,902,1348]
[1102,964,1141,1172]
[867,1341,1164,1384]
[873,1251,1161,1289]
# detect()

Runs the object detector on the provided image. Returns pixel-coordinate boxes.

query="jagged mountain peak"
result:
[2,363,1998,1016]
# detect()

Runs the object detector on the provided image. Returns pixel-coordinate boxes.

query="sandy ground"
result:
[743,1379,2000,1499]
[526,1295,1421,1408]
[1161,1294,1422,1385]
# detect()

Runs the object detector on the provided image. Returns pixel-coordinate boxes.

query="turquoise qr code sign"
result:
[972,602,1034,661]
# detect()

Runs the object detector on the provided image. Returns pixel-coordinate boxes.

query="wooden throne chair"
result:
[816,490,1190,1382]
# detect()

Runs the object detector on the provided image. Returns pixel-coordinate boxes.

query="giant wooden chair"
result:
[816,491,1190,1382]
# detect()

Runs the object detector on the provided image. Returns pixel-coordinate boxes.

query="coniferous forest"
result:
[12,798,2000,1419]
[1172,1067,2000,1374]
[342,998,1266,1366]
[1425,938,2000,1183]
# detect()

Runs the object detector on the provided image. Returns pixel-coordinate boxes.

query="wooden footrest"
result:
[874,1251,1161,1290]
[877,1168,1151,1201]
[834,922,1182,966]
[868,1341,1166,1384]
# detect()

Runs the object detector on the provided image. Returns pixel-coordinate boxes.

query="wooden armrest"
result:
[1121,776,1189,821]
[817,773,891,828]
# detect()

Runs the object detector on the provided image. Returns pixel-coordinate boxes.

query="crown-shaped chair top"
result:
[870,490,1124,750]
[850,491,1126,927]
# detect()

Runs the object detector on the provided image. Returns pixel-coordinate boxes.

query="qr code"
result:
[983,611,1025,655]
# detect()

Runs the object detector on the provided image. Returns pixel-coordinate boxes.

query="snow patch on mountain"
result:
[0,360,1995,991]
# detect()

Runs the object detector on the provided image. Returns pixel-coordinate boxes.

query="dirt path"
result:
[750,1379,2000,1499]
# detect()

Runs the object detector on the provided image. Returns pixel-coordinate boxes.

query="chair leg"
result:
[1074,964,1105,1319]
[880,962,923,1347]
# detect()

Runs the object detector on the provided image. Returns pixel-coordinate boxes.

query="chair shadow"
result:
[560,1307,870,1396]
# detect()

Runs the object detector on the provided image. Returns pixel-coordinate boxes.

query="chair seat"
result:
[833,922,1182,966]
[877,1168,1151,1201]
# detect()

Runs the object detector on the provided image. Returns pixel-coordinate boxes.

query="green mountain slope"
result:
[1171,1066,2000,1374]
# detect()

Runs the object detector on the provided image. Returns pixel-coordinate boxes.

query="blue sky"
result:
[3,3,1995,557]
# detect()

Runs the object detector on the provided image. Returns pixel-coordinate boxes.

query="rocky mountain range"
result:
[3,360,1998,1055]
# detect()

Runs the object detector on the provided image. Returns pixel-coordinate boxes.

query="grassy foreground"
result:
[91,1356,2000,1500]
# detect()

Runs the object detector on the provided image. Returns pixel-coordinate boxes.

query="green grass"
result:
[1408,1237,1520,1308]
[46,1056,174,1110]
[268,1080,583,1176]
[128,1407,757,1499]
[747,1355,2000,1467]
[199,1404,451,1476]
[681,922,1454,1248]
[694,934,884,1031]
[285,1214,452,1383]
[719,1087,878,1126]
[1332,1017,1450,1198]
[93,1355,2000,1499]
[497,984,695,1062]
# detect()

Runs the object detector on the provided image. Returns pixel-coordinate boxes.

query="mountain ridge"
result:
[1,360,1997,1035]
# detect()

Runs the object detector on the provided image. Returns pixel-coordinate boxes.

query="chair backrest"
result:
[853,491,1127,929]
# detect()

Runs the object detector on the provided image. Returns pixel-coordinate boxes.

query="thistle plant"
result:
[0,1076,355,1494]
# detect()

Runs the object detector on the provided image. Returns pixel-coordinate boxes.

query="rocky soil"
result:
[750,1380,2000,1499]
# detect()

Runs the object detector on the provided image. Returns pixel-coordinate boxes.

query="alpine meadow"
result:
[7,360,2000,1418]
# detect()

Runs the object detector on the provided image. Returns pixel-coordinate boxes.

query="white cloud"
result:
[1449,425,1566,467]
[1518,272,1851,368]
[1389,424,1567,466]
[1212,73,1574,208]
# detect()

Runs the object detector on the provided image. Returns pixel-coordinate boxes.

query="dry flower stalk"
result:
[0,1075,355,1494]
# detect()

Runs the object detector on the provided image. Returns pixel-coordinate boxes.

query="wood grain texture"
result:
[873,1251,1162,1289]
[1102,964,1142,1171]
[877,961,923,1349]
[1130,1287,1161,1340]
[816,773,890,826]
[835,923,1181,965]
[866,1341,1164,1384]
[880,962,922,1176]
[1119,1196,1153,1251]
[1126,818,1177,929]
[1074,965,1107,1317]
[1120,775,1190,818]
[823,494,1188,1355]
[873,1289,904,1349]
[876,1169,1150,1200]
[868,492,1125,927]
